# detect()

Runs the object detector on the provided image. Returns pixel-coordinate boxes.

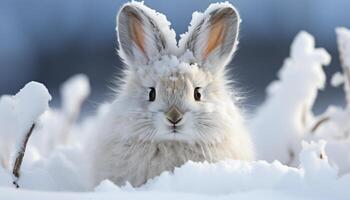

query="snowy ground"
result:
[1,158,350,199]
[1,156,350,199]
[0,188,335,200]
[1,2,350,199]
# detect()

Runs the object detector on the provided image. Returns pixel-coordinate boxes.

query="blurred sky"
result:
[1,0,350,114]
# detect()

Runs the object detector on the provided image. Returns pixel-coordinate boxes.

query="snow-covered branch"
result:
[251,31,331,165]
[0,82,51,188]
[12,124,35,188]
[336,27,350,104]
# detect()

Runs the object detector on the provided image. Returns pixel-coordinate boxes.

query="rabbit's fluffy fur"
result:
[91,1,254,187]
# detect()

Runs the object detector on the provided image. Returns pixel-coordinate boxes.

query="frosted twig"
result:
[12,123,35,188]
[310,117,330,134]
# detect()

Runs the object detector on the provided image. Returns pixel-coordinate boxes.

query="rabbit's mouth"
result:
[169,124,184,133]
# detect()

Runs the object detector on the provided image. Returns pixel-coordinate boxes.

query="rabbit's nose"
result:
[166,105,183,124]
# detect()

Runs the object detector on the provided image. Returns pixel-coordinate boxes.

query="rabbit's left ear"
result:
[181,4,240,71]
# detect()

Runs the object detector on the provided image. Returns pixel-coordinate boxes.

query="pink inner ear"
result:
[128,12,147,59]
[203,18,228,60]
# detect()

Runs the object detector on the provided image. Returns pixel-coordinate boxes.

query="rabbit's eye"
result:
[148,87,156,101]
[194,87,201,101]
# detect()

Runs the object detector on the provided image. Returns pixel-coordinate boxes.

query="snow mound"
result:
[2,141,350,199]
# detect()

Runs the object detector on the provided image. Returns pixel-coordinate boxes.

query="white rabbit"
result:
[91,1,254,187]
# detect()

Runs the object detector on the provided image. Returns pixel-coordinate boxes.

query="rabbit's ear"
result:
[182,4,240,71]
[117,3,169,66]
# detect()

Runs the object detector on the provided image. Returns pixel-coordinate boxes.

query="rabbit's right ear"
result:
[117,3,170,66]
[180,3,240,72]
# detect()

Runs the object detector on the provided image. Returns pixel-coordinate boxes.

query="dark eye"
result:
[194,87,201,101]
[148,87,156,101]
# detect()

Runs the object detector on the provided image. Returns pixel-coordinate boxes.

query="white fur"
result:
[91,1,254,187]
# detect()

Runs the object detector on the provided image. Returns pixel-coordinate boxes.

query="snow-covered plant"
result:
[251,31,331,165]
[32,74,90,157]
[307,27,350,175]
[314,28,350,137]
[333,27,350,104]
[0,82,51,187]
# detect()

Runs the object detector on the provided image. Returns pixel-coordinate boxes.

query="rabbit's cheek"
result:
[147,100,165,112]
[203,102,216,113]
[153,112,170,129]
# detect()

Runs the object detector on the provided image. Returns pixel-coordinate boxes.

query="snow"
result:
[331,71,344,87]
[1,3,350,200]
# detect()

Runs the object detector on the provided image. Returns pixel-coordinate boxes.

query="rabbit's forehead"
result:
[135,54,213,85]
[136,55,195,77]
